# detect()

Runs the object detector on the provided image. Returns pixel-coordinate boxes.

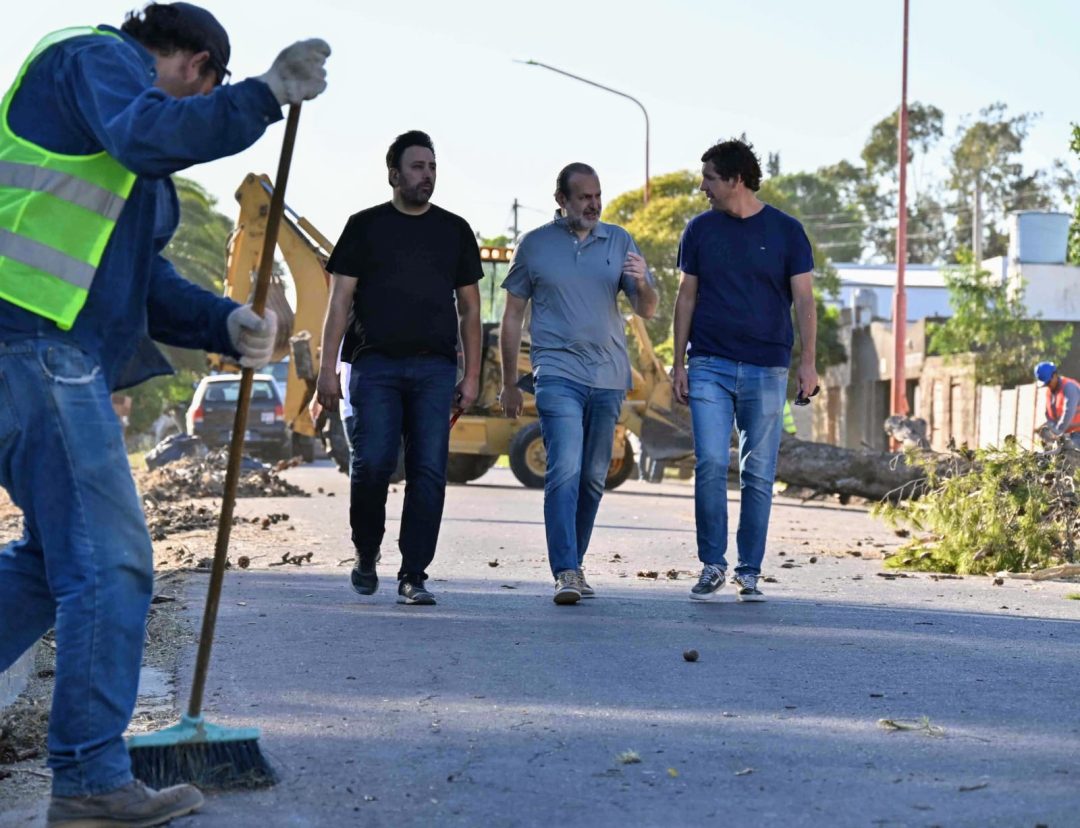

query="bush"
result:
[872,440,1079,574]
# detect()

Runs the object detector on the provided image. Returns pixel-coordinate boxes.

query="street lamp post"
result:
[516,59,650,204]
[891,0,910,423]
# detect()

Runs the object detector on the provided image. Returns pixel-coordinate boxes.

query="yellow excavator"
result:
[208,173,348,467]
[212,174,696,488]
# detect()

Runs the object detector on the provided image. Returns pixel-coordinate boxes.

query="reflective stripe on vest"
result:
[0,27,137,330]
[1045,376,1080,434]
[783,401,796,435]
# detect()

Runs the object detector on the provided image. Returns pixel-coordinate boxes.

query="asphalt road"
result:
[6,463,1080,827]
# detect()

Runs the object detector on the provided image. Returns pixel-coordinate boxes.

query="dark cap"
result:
[170,2,231,80]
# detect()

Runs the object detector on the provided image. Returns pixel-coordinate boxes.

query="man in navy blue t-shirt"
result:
[671,138,817,603]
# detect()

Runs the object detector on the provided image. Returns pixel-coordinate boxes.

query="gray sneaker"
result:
[553,569,582,605]
[690,564,726,601]
[732,573,766,602]
[577,567,595,598]
[47,780,204,827]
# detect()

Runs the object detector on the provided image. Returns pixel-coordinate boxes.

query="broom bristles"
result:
[129,738,276,790]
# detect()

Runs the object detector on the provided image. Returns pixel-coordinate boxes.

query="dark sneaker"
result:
[577,567,595,598]
[397,578,436,605]
[47,780,204,827]
[732,573,766,602]
[350,550,378,595]
[553,569,582,605]
[690,564,726,601]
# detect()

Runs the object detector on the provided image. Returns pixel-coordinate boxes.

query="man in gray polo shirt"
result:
[500,162,657,604]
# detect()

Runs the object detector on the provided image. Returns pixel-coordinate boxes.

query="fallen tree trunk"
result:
[770,436,932,502]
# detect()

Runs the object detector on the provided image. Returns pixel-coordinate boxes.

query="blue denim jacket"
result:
[0,25,283,390]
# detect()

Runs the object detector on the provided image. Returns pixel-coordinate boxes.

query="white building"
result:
[828,211,1077,323]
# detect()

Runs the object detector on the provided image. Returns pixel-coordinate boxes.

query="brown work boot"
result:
[47,779,204,827]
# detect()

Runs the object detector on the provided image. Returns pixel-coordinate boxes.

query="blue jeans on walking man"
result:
[688,355,787,576]
[348,353,457,581]
[0,340,152,796]
[535,376,623,577]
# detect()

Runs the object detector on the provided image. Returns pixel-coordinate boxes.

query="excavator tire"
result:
[508,422,546,489]
[508,421,636,490]
[446,453,498,484]
[604,435,635,491]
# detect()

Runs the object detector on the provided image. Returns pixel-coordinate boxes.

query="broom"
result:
[128,103,303,789]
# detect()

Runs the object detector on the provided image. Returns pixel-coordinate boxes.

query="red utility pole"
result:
[891,0,910,419]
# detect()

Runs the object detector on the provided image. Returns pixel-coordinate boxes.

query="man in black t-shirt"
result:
[316,130,482,605]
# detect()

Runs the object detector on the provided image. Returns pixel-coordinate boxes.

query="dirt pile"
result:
[137,448,309,502]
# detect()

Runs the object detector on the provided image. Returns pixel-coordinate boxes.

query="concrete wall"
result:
[915,356,978,452]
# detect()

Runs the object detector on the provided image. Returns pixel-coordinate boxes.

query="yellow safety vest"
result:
[0,27,137,330]
[783,401,796,435]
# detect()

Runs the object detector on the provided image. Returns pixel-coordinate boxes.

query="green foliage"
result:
[862,102,945,176]
[603,171,845,373]
[872,441,1079,574]
[764,172,863,262]
[604,171,702,343]
[947,103,1059,260]
[821,102,948,264]
[164,177,232,294]
[928,261,1072,386]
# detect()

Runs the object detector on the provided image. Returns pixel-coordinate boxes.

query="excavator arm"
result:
[212,173,333,439]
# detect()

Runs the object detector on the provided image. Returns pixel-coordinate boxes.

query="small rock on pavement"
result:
[238,555,251,569]
[683,649,699,662]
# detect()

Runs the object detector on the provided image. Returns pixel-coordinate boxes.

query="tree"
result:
[928,256,1072,386]
[766,171,863,262]
[947,103,1058,260]
[603,171,846,374]
[852,102,948,263]
[163,177,232,294]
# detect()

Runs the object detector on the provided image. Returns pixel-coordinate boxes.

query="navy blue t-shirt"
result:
[677,204,813,368]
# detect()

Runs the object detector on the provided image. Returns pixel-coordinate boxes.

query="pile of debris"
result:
[144,500,223,542]
[138,448,309,502]
[876,438,1080,574]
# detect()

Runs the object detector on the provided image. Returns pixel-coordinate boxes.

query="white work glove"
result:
[256,39,331,106]
[227,305,278,370]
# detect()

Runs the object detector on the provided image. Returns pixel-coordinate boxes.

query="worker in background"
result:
[1035,361,1080,447]
[499,163,658,605]
[783,400,797,436]
[672,137,817,604]
[316,130,483,607]
[0,4,329,826]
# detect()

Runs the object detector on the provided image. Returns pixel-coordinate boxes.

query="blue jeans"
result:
[688,355,787,576]
[535,376,624,578]
[348,353,456,580]
[0,339,152,796]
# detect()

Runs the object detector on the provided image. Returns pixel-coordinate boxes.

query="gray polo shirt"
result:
[502,213,654,390]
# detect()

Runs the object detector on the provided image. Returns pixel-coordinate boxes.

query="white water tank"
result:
[1008,211,1070,264]
[851,287,878,324]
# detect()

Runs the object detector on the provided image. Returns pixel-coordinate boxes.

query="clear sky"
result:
[4,0,1078,246]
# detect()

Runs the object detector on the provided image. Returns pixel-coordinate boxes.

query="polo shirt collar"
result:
[552,210,609,240]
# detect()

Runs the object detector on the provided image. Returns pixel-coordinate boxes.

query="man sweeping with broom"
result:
[0,4,328,825]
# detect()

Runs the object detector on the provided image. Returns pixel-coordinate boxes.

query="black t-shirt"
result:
[326,202,483,362]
